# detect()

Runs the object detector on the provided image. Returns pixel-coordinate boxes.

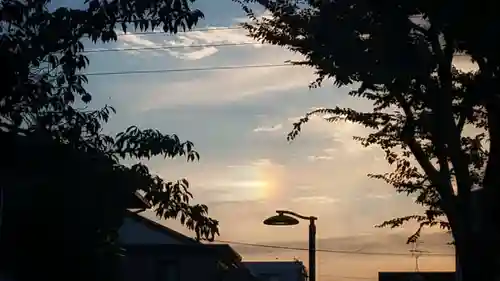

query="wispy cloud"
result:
[194,158,286,204]
[307,147,336,162]
[114,29,221,59]
[114,24,263,60]
[453,55,478,72]
[307,155,334,161]
[253,123,283,132]
[167,47,219,60]
[118,32,158,47]
[108,22,318,112]
[290,114,375,159]
[295,185,315,190]
[163,27,263,60]
[251,158,280,166]
[227,158,283,169]
[115,30,166,56]
[137,50,317,111]
[291,196,339,204]
[366,194,393,200]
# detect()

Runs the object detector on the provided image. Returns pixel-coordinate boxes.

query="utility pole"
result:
[409,240,429,272]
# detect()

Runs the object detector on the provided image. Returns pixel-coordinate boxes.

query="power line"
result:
[83,42,261,53]
[117,26,243,37]
[83,42,471,57]
[319,274,375,280]
[208,239,454,257]
[82,57,475,76]
[89,26,473,58]
[83,63,293,76]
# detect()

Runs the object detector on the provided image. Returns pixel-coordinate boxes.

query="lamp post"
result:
[263,210,317,281]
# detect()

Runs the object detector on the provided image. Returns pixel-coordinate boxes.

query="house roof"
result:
[205,244,243,264]
[123,212,243,267]
[124,244,220,255]
[127,192,152,209]
[124,210,199,245]
[123,244,243,267]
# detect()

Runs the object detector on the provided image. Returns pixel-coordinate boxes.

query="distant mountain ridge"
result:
[233,231,454,255]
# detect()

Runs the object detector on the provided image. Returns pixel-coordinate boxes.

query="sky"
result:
[50,0,478,279]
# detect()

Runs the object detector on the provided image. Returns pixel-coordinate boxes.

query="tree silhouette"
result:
[236,1,500,280]
[0,0,218,280]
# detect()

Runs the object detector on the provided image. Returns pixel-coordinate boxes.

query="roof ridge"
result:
[124,210,199,245]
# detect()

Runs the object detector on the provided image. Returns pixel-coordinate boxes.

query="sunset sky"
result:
[50,0,474,279]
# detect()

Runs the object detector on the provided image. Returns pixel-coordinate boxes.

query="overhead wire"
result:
[112,15,451,37]
[89,26,472,57]
[81,51,473,76]
[316,274,376,281]
[83,63,293,76]
[83,41,470,56]
[207,239,455,257]
[116,26,244,37]
[82,57,477,76]
[205,239,452,280]
[83,42,261,53]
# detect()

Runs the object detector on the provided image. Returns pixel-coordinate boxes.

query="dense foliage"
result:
[236,0,500,280]
[0,0,218,280]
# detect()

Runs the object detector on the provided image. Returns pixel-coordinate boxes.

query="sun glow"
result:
[220,159,284,202]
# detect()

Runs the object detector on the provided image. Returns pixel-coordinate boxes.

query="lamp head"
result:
[263,214,300,226]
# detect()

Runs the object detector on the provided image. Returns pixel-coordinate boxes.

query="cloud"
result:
[192,158,286,204]
[253,123,283,132]
[290,112,376,160]
[297,116,375,162]
[115,30,165,56]
[307,147,336,162]
[114,24,263,60]
[251,158,279,166]
[291,196,339,204]
[163,27,263,60]
[114,29,221,58]
[366,194,394,200]
[156,14,276,60]
[105,24,327,111]
[118,32,157,47]
[199,180,268,203]
[204,180,269,203]
[167,47,219,60]
[227,158,283,168]
[307,155,333,161]
[453,55,478,72]
[295,185,315,190]
[106,21,320,111]
[137,49,317,111]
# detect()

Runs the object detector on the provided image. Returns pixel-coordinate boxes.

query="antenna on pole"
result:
[409,240,429,272]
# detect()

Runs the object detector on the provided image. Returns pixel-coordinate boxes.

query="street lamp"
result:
[263,210,317,281]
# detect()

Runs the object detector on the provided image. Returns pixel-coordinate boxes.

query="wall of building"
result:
[243,261,307,281]
[378,272,455,281]
[122,250,224,281]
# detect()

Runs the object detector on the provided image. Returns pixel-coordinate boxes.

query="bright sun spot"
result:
[209,160,284,203]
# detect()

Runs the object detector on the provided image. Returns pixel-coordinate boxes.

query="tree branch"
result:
[394,92,456,217]
[428,24,472,200]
